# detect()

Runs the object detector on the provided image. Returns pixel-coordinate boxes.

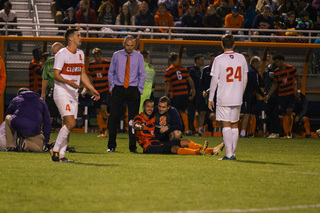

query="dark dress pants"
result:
[108,86,140,151]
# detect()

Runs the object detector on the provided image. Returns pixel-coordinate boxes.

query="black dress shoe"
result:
[106,148,115,152]
[130,150,138,154]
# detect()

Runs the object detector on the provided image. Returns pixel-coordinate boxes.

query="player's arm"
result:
[53,69,79,89]
[164,81,170,96]
[208,76,218,111]
[41,80,48,100]
[295,75,301,91]
[81,68,100,101]
[187,76,195,98]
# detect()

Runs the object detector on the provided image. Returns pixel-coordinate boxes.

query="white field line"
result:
[112,203,320,213]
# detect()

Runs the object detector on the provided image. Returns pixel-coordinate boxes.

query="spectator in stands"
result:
[135,1,155,30]
[313,12,320,30]
[0,1,22,51]
[203,4,223,33]
[0,0,8,11]
[238,0,256,29]
[216,0,232,24]
[41,42,63,130]
[213,0,234,8]
[312,0,320,10]
[97,1,116,25]
[292,89,312,138]
[158,0,178,14]
[139,49,155,113]
[275,0,296,16]
[181,4,203,34]
[83,48,110,138]
[284,10,298,29]
[240,56,264,138]
[256,0,277,14]
[76,0,97,28]
[155,96,183,141]
[264,53,301,139]
[262,51,280,138]
[298,0,317,23]
[172,0,189,22]
[29,48,43,94]
[195,0,210,16]
[5,88,51,152]
[224,5,244,39]
[0,56,6,97]
[142,0,158,14]
[123,0,142,17]
[296,10,314,31]
[116,5,135,32]
[154,3,174,33]
[51,0,78,29]
[253,5,275,38]
[164,52,195,134]
[187,54,207,136]
[62,7,76,29]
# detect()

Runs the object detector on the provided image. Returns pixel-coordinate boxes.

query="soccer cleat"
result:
[59,158,74,163]
[199,141,208,155]
[305,134,312,138]
[184,130,192,136]
[212,142,224,155]
[281,133,292,139]
[267,133,279,139]
[106,148,115,152]
[50,149,60,162]
[218,155,236,160]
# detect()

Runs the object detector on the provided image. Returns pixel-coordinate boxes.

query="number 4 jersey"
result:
[54,47,85,98]
[210,51,248,106]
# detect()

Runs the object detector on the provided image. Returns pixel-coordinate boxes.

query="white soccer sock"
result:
[240,129,246,137]
[53,125,70,155]
[222,127,232,158]
[231,128,239,156]
[198,127,202,133]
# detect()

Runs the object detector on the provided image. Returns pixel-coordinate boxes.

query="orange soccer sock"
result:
[303,117,311,134]
[180,112,189,131]
[177,148,199,155]
[188,141,202,149]
[288,114,293,133]
[96,114,104,133]
[205,148,213,154]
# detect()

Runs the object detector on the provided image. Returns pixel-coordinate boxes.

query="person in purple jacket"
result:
[5,88,51,152]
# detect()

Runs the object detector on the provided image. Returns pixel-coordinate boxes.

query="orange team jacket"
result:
[0,57,6,94]
[134,113,159,152]
[29,59,42,93]
[87,58,110,93]
[274,64,298,97]
[165,64,190,98]
[213,0,234,8]
[225,14,244,29]
[154,10,174,33]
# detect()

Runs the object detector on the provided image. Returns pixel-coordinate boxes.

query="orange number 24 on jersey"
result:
[226,66,242,82]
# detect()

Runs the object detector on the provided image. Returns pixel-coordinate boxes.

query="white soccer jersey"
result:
[54,47,84,98]
[210,51,248,106]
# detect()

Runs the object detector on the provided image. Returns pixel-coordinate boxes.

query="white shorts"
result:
[216,105,241,123]
[54,94,78,119]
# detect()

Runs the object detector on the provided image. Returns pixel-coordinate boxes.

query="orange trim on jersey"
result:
[66,47,77,54]
[223,51,235,54]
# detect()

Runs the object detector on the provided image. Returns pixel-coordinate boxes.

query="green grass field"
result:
[1,133,320,213]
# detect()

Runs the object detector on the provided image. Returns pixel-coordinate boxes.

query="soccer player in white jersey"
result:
[51,27,100,162]
[208,34,248,160]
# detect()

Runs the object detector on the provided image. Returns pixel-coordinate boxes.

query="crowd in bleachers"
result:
[47,0,320,38]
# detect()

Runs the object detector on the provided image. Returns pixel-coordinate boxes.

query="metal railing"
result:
[1,21,320,43]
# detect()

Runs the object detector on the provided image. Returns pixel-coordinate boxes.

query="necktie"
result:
[124,55,130,88]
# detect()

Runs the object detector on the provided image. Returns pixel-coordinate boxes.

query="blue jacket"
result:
[5,91,51,143]
[243,65,264,99]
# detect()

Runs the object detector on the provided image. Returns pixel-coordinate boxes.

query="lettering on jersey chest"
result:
[62,53,83,75]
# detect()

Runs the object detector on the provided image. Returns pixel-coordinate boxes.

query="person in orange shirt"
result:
[154,3,174,33]
[225,5,244,40]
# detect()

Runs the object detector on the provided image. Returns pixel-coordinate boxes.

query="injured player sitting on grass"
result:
[132,99,224,155]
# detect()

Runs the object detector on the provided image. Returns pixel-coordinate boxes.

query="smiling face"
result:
[158,102,170,115]
[143,101,154,117]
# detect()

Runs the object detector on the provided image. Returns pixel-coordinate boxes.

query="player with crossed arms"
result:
[208,34,248,160]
